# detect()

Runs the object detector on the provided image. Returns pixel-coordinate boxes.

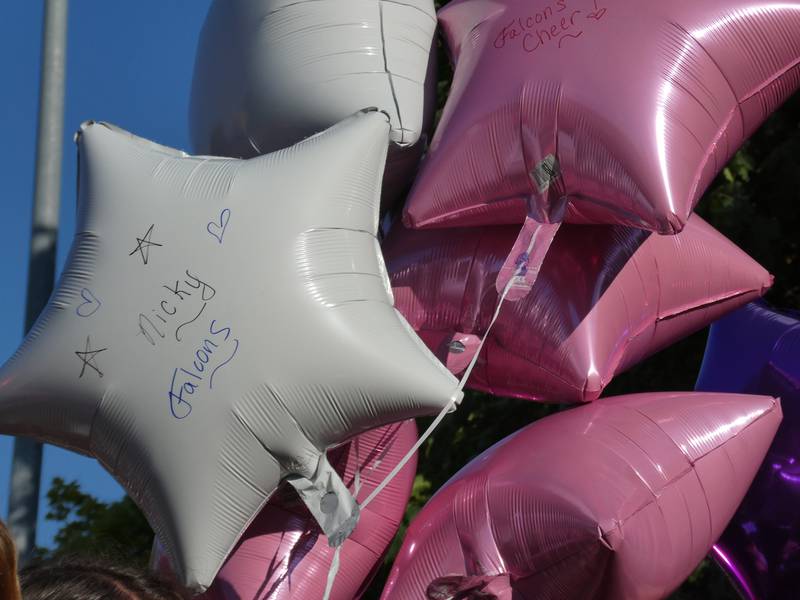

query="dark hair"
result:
[19,557,185,600]
[0,519,21,600]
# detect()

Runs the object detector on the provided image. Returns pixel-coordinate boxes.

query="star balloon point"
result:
[0,110,458,590]
[403,0,800,232]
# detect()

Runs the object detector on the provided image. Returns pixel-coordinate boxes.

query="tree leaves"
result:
[38,477,153,567]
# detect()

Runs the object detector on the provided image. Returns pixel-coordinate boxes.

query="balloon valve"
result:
[320,491,339,515]
[442,334,480,375]
[448,340,466,354]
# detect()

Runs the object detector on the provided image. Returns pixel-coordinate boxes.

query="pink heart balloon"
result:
[154,421,417,600]
[403,0,800,232]
[385,215,771,402]
[381,392,782,600]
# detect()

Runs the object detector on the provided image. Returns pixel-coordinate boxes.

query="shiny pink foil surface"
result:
[154,421,417,600]
[403,0,800,231]
[385,216,771,403]
[381,392,782,600]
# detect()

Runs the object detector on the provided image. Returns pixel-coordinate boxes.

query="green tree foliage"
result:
[37,477,153,567]
[40,5,800,597]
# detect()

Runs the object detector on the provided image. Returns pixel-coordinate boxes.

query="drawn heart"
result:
[76,288,102,318]
[586,7,606,20]
[207,208,231,244]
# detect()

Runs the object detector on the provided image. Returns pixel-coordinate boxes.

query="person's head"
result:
[0,519,21,600]
[19,557,185,600]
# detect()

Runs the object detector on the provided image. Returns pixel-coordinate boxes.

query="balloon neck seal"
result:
[529,153,562,195]
[287,453,360,547]
[496,216,562,302]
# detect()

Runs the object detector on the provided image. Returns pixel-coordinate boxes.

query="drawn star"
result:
[403,0,800,232]
[74,335,107,378]
[0,112,460,590]
[129,223,163,264]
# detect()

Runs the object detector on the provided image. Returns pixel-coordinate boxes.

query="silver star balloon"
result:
[0,110,460,590]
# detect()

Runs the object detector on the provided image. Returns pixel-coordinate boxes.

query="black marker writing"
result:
[129,224,163,265]
[137,269,216,347]
[75,335,108,378]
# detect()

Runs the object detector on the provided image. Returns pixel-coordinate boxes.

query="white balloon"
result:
[0,111,460,590]
[190,0,437,206]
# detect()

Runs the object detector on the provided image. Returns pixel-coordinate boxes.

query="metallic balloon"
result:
[190,0,438,208]
[153,420,418,600]
[381,392,782,600]
[403,0,800,231]
[385,215,771,403]
[0,112,460,590]
[697,301,800,600]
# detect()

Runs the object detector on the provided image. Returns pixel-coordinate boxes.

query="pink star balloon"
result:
[154,421,418,600]
[403,0,800,232]
[381,392,782,600]
[385,215,771,403]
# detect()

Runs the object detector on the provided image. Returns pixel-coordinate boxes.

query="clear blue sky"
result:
[0,1,211,548]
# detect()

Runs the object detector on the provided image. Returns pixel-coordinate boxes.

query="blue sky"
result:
[0,1,211,547]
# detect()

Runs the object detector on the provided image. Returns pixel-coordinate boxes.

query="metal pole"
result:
[7,0,68,564]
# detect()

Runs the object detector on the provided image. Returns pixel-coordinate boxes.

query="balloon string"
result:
[359,393,458,512]
[359,235,534,512]
[322,433,364,600]
[322,220,555,599]
[322,545,342,600]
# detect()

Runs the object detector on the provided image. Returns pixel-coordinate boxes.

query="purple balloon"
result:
[381,392,782,600]
[697,302,800,600]
[403,0,800,231]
